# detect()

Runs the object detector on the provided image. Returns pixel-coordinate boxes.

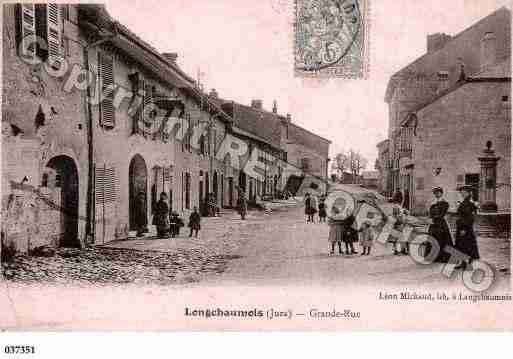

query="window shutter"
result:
[99,52,116,128]
[16,4,36,59]
[95,166,118,204]
[46,3,62,68]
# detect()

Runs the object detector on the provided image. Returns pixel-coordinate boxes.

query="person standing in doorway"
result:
[135,191,147,237]
[454,185,480,270]
[188,206,201,238]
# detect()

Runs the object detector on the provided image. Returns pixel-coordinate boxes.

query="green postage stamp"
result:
[294,0,369,78]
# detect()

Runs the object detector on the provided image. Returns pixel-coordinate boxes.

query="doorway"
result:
[129,154,148,231]
[46,155,79,247]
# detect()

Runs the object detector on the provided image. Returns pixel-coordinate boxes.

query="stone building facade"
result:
[2,4,89,253]
[377,7,511,214]
[79,5,232,242]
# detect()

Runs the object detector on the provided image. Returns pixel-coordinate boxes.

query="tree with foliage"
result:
[348,149,368,184]
[331,152,349,181]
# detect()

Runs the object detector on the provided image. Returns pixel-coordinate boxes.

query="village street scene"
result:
[1,1,511,300]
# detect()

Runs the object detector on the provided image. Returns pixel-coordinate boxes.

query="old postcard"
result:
[1,0,512,333]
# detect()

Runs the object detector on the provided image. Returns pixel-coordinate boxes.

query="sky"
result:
[107,0,510,170]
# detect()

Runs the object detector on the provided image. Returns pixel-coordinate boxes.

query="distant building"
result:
[377,7,511,214]
[361,170,379,189]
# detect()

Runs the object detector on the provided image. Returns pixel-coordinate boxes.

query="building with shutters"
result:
[217,97,286,203]
[377,7,511,214]
[2,3,89,252]
[78,5,233,243]
[2,3,331,254]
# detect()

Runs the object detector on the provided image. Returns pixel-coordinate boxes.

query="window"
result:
[34,4,62,68]
[55,174,62,188]
[95,167,118,204]
[60,4,69,21]
[502,95,509,102]
[415,177,424,190]
[98,51,115,128]
[15,4,36,60]
[437,71,449,80]
[301,157,310,171]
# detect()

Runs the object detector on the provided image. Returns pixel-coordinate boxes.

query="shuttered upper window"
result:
[98,52,116,129]
[32,4,62,68]
[15,4,36,60]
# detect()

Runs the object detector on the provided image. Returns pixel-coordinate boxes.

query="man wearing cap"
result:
[427,186,453,263]
[454,185,480,270]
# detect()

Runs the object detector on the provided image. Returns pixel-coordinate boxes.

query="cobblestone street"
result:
[2,198,510,289]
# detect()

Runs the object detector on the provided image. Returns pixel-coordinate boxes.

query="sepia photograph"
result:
[1,0,511,333]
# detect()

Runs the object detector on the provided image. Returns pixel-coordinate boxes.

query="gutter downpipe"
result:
[83,28,117,246]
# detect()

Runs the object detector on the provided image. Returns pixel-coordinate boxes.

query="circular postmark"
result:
[295,0,361,71]
[270,0,288,14]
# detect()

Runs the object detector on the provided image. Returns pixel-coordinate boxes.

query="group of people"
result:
[377,185,480,268]
[304,192,327,223]
[153,192,202,239]
[327,208,374,256]
[317,184,480,268]
[426,185,480,269]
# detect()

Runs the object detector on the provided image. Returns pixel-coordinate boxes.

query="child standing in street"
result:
[188,206,201,238]
[318,197,327,223]
[328,206,344,255]
[359,221,374,255]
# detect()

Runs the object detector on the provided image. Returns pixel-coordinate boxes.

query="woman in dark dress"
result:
[454,185,480,270]
[427,187,453,263]
[154,192,170,238]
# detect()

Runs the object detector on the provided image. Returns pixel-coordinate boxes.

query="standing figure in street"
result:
[427,187,453,262]
[188,206,201,238]
[237,192,248,220]
[342,214,358,255]
[454,185,480,270]
[169,211,184,238]
[328,206,344,255]
[304,192,317,223]
[359,221,374,255]
[392,206,409,255]
[135,191,147,237]
[318,197,327,223]
[154,192,170,238]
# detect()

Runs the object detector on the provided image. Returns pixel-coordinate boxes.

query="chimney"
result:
[286,113,291,123]
[162,52,178,64]
[209,88,218,98]
[480,32,497,71]
[272,100,278,114]
[427,33,451,53]
[251,99,263,110]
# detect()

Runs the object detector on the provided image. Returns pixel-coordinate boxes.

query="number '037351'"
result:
[4,346,35,354]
